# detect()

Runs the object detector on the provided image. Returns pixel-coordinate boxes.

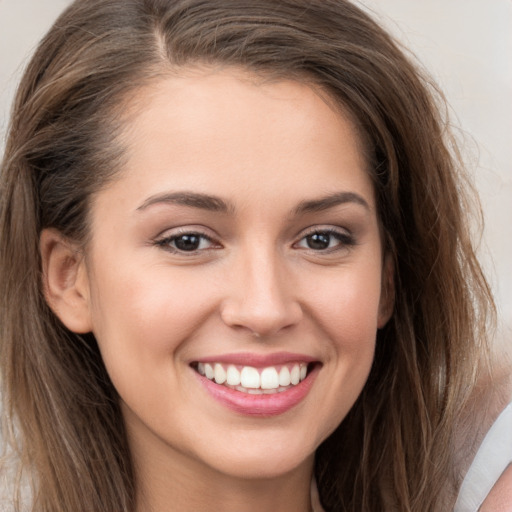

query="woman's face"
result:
[76,69,391,481]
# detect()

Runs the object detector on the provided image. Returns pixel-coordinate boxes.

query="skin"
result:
[41,68,393,512]
[480,464,512,512]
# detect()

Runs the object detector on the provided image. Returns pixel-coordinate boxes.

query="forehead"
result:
[104,67,375,214]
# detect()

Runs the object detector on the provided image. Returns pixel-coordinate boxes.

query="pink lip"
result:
[193,351,317,367]
[193,363,320,417]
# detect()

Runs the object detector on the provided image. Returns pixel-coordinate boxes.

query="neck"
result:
[128,420,314,512]
[137,465,314,512]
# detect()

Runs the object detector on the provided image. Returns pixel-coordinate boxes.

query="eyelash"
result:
[154,227,355,255]
[154,229,219,254]
[294,228,356,253]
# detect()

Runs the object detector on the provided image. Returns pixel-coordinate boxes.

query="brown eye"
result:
[173,234,202,251]
[156,232,217,253]
[305,233,331,250]
[295,229,356,252]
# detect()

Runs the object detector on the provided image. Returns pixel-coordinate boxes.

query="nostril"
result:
[219,290,303,338]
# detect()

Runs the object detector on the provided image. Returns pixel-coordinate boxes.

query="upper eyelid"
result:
[152,224,353,244]
[158,228,347,238]
[153,228,222,252]
[153,234,221,258]
[292,226,356,251]
[154,225,218,241]
[295,225,352,239]
[158,232,215,243]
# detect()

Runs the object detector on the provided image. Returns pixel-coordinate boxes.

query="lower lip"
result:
[194,366,319,417]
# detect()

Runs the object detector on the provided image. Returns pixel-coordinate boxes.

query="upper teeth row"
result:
[197,362,308,389]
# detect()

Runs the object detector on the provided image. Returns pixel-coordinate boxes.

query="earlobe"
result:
[377,253,395,328]
[40,228,93,334]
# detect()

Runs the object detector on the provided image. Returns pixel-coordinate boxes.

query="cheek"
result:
[90,263,215,347]
[302,263,381,431]
[86,265,221,423]
[306,263,383,349]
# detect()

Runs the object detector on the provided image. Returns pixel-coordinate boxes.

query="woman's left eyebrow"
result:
[293,192,370,215]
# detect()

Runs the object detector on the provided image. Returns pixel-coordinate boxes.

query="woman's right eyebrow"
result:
[136,191,234,213]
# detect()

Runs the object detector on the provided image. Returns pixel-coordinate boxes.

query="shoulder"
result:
[479,463,512,512]
[454,401,512,512]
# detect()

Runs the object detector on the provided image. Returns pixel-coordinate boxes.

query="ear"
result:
[377,253,395,328]
[40,228,93,333]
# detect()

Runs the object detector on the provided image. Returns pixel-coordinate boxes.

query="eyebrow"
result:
[294,192,370,214]
[136,191,233,213]
[136,190,370,215]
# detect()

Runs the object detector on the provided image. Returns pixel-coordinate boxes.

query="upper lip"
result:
[192,351,318,367]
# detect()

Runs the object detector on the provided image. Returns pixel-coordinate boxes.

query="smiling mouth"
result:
[191,362,316,395]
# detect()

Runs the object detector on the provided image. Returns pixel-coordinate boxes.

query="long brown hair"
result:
[0,1,494,510]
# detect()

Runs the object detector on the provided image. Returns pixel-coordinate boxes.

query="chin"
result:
[211,452,313,481]
[192,430,318,481]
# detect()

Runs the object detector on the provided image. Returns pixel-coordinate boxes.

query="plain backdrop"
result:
[1,0,511,351]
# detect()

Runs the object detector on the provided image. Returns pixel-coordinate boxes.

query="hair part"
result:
[1,1,494,511]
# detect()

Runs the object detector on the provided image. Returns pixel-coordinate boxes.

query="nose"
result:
[220,248,303,338]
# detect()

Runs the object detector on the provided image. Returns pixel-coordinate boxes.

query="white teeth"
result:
[204,363,214,380]
[260,367,279,389]
[240,366,260,388]
[214,363,226,384]
[290,364,300,385]
[226,365,241,386]
[278,366,291,386]
[197,362,312,392]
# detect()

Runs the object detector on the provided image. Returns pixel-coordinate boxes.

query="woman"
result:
[0,0,502,510]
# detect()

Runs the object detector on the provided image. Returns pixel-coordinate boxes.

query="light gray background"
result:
[1,0,511,351]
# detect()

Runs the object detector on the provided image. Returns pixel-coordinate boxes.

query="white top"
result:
[454,401,512,512]
[310,478,325,512]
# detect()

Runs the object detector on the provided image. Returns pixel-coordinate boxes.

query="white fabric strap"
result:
[454,401,512,512]
[310,478,326,512]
